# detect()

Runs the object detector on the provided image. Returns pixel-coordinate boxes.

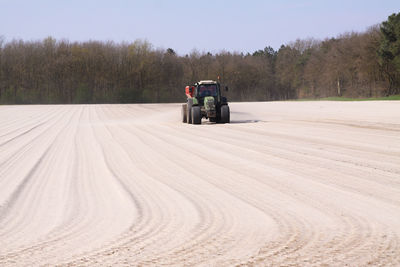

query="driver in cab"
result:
[199,85,216,97]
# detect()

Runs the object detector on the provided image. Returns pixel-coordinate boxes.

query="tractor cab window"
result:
[198,84,217,97]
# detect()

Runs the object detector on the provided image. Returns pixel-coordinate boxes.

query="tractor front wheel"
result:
[220,105,230,123]
[192,106,201,124]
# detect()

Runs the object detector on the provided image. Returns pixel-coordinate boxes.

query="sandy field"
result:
[0,101,399,266]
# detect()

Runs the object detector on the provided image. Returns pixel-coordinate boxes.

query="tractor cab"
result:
[194,80,221,103]
[197,83,218,98]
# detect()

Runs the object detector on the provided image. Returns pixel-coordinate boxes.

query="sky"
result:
[1,0,399,55]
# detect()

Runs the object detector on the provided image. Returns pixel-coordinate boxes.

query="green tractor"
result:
[181,80,230,124]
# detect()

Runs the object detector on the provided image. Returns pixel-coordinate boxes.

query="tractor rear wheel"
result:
[187,99,193,124]
[220,105,230,123]
[181,104,187,123]
[192,106,201,124]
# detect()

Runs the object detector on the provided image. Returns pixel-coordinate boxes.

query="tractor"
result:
[181,80,230,124]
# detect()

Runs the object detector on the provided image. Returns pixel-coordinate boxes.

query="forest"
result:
[0,12,399,104]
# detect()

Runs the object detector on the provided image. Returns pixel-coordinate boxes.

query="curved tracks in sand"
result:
[0,102,399,266]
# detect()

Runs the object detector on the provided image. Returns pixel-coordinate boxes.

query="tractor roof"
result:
[197,80,217,85]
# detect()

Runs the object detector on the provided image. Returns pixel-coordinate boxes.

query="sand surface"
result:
[0,101,399,266]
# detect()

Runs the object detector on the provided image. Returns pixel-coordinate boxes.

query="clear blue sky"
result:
[1,0,399,55]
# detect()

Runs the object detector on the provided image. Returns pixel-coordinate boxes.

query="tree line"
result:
[0,12,399,104]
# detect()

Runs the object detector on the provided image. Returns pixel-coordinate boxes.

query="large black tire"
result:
[181,104,187,123]
[191,106,201,124]
[220,105,230,123]
[187,99,193,124]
